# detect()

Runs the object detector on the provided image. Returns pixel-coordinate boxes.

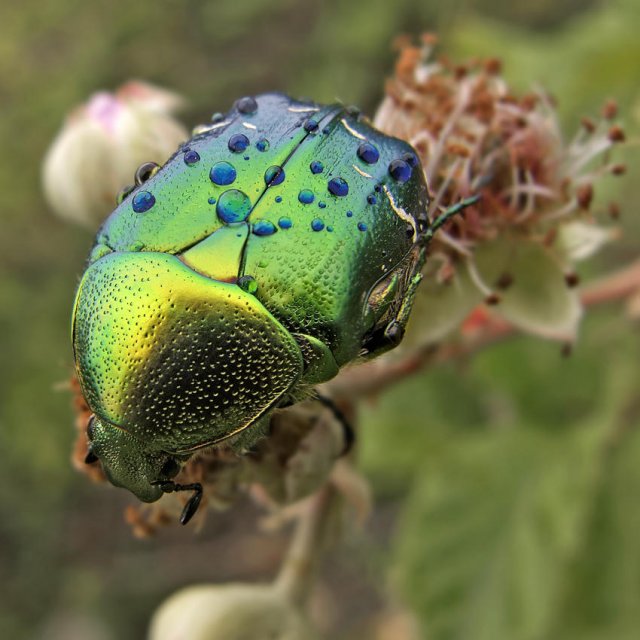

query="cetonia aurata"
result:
[72,93,458,523]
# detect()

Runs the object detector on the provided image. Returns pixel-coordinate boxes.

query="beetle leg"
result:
[314,392,355,455]
[151,480,204,525]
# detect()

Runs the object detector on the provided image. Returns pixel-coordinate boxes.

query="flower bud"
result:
[43,81,187,227]
[149,583,316,640]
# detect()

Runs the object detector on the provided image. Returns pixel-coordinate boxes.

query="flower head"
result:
[43,81,187,227]
[375,35,624,343]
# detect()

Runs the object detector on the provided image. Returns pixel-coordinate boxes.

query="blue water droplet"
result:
[304,118,319,133]
[216,189,252,223]
[275,195,283,203]
[357,142,380,164]
[210,161,237,186]
[310,160,324,174]
[132,190,155,213]
[184,150,201,166]
[278,217,292,229]
[388,159,412,182]
[236,96,258,115]
[346,210,353,217]
[327,225,334,232]
[256,138,270,152]
[265,165,285,186]
[318,201,327,209]
[228,133,250,153]
[374,184,382,192]
[311,218,325,232]
[328,177,349,197]
[298,189,315,204]
[211,112,225,123]
[402,151,418,168]
[208,197,217,205]
[367,194,377,205]
[358,222,368,232]
[253,220,277,236]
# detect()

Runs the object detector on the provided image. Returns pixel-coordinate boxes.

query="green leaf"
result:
[393,425,604,640]
[474,237,582,341]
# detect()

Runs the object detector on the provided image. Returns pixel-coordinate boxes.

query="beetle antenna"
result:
[425,194,481,242]
[314,392,355,455]
[152,480,204,525]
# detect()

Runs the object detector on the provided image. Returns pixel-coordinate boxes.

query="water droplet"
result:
[132,190,155,213]
[238,275,258,294]
[374,184,382,192]
[210,161,237,186]
[367,194,377,205]
[244,155,250,161]
[216,189,252,223]
[256,138,270,152]
[236,96,258,115]
[208,197,217,206]
[327,225,334,232]
[253,220,277,236]
[304,118,319,133]
[135,162,160,185]
[228,133,250,153]
[402,151,418,168]
[328,177,349,197]
[265,165,285,186]
[388,159,412,182]
[311,218,325,232]
[318,201,327,209]
[310,160,324,174]
[298,189,315,204]
[357,142,379,164]
[275,195,283,203]
[358,222,368,232]
[346,210,353,217]
[184,150,200,166]
[211,112,225,123]
[116,184,135,204]
[278,217,292,229]
[130,240,145,251]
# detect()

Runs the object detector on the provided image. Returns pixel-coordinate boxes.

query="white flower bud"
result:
[43,81,188,228]
[148,583,316,640]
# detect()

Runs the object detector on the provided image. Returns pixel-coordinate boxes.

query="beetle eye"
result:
[134,162,160,186]
[160,458,181,479]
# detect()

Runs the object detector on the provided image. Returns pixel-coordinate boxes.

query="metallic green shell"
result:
[72,93,430,502]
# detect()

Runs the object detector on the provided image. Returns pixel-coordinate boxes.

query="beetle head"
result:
[86,415,174,502]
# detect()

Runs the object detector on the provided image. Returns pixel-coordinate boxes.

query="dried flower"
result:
[43,81,188,227]
[375,35,624,344]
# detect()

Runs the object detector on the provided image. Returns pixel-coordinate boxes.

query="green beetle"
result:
[72,93,468,523]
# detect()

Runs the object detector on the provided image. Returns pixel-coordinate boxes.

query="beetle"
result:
[72,93,472,523]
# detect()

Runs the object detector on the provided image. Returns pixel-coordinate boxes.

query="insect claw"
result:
[180,484,203,525]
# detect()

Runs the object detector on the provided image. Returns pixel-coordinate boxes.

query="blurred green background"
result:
[1,0,638,638]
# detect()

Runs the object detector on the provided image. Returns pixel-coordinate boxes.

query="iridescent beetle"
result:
[73,93,474,523]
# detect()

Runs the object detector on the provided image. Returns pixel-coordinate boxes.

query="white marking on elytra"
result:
[353,165,373,179]
[383,185,417,243]
[341,118,366,140]
[192,121,229,135]
[287,106,320,113]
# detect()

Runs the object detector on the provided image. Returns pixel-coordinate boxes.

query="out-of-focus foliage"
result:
[0,0,637,638]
